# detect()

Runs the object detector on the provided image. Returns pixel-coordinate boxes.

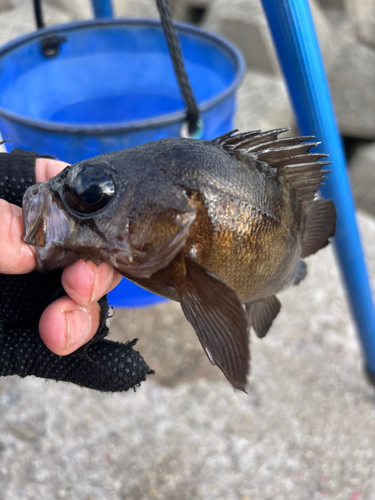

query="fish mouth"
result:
[22,183,78,272]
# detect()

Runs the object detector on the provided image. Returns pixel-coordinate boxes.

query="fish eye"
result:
[63,165,116,215]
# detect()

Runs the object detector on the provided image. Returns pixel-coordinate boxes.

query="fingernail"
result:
[65,307,91,351]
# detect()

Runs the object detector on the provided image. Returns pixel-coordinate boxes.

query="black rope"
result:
[156,0,200,136]
[33,0,45,29]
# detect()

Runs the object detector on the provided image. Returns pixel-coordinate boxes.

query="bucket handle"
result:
[32,0,203,138]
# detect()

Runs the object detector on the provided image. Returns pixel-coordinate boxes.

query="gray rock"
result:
[0,0,70,46]
[34,0,160,22]
[0,0,12,13]
[345,0,375,48]
[326,11,375,139]
[168,0,212,22]
[235,70,296,135]
[316,0,346,12]
[348,140,375,216]
[44,0,92,20]
[204,0,333,75]
[204,0,281,76]
[203,0,375,140]
[112,0,159,19]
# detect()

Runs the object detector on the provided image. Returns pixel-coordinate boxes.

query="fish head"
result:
[22,156,196,278]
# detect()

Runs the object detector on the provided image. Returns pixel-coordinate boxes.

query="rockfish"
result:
[22,129,336,391]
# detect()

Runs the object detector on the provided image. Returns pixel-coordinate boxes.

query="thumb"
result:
[0,199,36,274]
[35,158,69,182]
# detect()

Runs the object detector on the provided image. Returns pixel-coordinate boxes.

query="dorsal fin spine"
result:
[218,128,330,203]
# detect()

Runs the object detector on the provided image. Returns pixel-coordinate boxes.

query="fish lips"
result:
[22,183,78,272]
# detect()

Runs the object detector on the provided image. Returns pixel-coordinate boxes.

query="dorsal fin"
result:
[216,129,330,203]
[216,128,289,150]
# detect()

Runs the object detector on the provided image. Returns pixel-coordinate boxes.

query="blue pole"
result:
[91,0,113,18]
[260,0,375,381]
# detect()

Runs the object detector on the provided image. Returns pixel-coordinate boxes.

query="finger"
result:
[0,199,36,273]
[61,260,122,306]
[0,158,70,274]
[35,158,69,183]
[39,296,101,355]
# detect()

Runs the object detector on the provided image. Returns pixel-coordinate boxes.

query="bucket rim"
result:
[0,18,245,135]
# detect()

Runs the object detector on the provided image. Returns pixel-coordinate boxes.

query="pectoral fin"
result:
[245,295,281,338]
[178,259,249,392]
[302,199,336,258]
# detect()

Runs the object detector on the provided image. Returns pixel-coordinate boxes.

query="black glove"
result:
[0,148,153,391]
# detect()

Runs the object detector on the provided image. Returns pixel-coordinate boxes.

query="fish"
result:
[22,128,336,391]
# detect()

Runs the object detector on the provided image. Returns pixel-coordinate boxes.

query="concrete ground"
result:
[0,1,375,499]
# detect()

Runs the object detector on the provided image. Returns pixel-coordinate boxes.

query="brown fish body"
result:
[22,129,336,391]
[132,149,303,305]
[188,169,302,303]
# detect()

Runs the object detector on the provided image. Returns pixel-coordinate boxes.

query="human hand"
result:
[0,149,152,391]
[0,157,122,355]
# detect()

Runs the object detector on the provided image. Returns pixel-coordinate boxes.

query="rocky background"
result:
[0,1,374,499]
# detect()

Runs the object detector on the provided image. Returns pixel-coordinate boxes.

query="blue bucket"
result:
[0,18,245,307]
